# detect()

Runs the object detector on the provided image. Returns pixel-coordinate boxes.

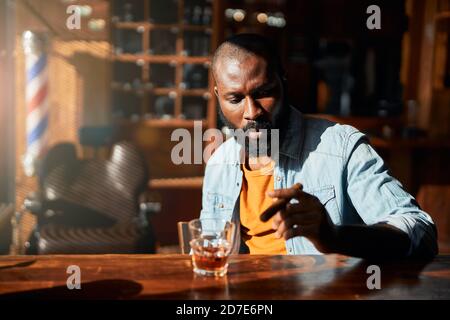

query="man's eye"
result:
[228,98,241,104]
[255,89,272,98]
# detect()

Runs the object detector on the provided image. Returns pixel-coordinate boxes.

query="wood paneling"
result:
[417,185,450,253]
[149,188,202,247]
[415,0,450,134]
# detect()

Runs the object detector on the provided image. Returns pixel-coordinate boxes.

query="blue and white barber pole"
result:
[22,31,49,177]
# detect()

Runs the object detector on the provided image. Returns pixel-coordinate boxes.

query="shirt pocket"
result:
[204,192,235,218]
[306,185,341,223]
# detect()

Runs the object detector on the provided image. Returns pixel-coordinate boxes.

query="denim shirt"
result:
[201,106,437,257]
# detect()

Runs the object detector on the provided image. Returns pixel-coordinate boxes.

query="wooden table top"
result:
[0,254,449,299]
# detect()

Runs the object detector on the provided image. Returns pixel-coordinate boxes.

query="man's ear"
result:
[214,86,219,97]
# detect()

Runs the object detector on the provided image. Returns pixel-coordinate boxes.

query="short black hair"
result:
[212,33,285,80]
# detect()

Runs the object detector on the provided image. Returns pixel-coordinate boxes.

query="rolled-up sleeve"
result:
[344,132,438,258]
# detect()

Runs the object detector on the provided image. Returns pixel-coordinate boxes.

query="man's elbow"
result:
[409,223,438,260]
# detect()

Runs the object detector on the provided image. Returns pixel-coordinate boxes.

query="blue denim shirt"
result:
[201,106,437,257]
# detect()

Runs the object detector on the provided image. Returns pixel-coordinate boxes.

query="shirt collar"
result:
[278,105,305,160]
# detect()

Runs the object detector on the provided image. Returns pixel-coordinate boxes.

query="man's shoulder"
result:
[302,115,365,158]
[304,115,361,138]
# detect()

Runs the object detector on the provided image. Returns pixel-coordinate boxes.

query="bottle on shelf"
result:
[150,29,177,55]
[114,29,142,54]
[123,3,134,22]
[192,6,203,25]
[202,6,212,25]
[154,96,175,119]
[132,78,142,90]
[184,31,210,56]
[183,64,208,89]
[114,0,144,22]
[182,96,207,119]
[183,6,191,24]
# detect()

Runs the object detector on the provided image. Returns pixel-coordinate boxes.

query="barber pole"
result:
[22,31,49,177]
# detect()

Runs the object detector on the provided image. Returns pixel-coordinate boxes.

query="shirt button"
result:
[276,176,282,182]
[218,203,224,208]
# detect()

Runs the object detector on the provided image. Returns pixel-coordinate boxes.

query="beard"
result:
[218,102,288,158]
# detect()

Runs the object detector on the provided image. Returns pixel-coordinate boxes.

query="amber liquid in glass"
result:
[191,239,231,276]
[193,246,228,270]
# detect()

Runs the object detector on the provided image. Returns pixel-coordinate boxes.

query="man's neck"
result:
[245,155,273,171]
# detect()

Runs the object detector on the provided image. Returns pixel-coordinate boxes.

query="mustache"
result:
[242,118,273,132]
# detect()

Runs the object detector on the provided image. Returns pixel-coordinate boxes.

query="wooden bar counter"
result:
[0,254,449,299]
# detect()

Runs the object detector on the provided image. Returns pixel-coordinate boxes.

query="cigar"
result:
[260,183,302,222]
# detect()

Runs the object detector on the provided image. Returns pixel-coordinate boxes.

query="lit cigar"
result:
[260,183,302,222]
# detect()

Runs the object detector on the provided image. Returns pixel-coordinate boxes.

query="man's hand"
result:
[266,183,337,253]
[262,183,414,260]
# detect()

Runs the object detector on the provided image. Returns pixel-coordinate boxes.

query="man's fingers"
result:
[261,183,303,222]
[261,191,317,222]
[271,212,282,230]
[283,224,317,240]
[267,183,303,199]
[282,206,319,223]
[275,220,287,239]
[260,197,290,222]
[274,211,318,238]
[282,201,319,215]
[268,187,317,204]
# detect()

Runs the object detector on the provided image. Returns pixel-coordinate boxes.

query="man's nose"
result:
[243,97,262,120]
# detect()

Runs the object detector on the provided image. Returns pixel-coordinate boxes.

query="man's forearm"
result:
[330,223,411,261]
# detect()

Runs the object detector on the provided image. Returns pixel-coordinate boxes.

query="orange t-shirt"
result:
[239,160,287,254]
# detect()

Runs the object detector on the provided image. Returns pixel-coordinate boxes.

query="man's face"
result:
[214,54,285,157]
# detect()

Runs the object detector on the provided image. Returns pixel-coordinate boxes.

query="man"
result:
[201,33,437,260]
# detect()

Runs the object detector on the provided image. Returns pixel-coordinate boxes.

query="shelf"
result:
[435,12,450,21]
[114,21,212,33]
[182,89,211,97]
[117,118,207,128]
[148,176,203,189]
[110,0,218,130]
[113,54,211,64]
[111,84,211,97]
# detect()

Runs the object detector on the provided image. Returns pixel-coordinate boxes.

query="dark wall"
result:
[283,0,406,115]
